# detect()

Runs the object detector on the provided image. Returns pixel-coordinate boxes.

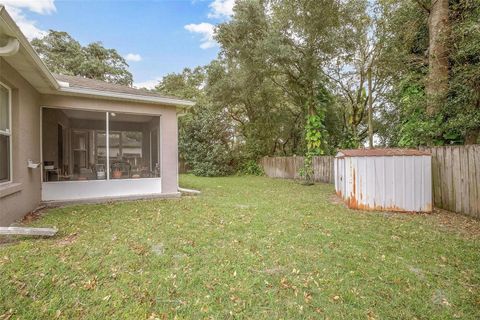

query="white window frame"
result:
[0,81,12,185]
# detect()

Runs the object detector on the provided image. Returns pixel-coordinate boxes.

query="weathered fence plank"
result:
[468,146,477,216]
[261,145,480,218]
[444,147,454,211]
[474,145,480,216]
[432,148,442,207]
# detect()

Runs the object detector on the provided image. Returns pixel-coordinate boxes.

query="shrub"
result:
[179,104,235,177]
[238,159,264,176]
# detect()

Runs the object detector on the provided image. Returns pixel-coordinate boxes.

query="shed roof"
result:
[336,148,431,158]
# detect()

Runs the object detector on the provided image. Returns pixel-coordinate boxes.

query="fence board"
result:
[432,148,442,207]
[461,147,469,213]
[474,146,480,216]
[468,146,477,216]
[444,147,454,211]
[452,148,462,212]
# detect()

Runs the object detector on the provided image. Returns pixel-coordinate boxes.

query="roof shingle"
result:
[53,73,186,101]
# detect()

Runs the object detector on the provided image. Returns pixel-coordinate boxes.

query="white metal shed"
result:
[334,149,432,212]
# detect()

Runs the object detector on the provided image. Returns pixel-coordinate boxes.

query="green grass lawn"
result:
[1,175,479,319]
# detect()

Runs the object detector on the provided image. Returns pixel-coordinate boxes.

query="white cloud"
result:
[124,53,142,62]
[133,77,161,90]
[185,0,233,49]
[4,6,48,39]
[2,0,56,40]
[208,0,234,19]
[1,0,56,14]
[184,22,216,49]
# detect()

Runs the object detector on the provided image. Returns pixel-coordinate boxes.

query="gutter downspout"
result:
[0,9,60,90]
[0,37,19,56]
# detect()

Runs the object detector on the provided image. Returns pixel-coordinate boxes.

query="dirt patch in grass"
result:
[20,206,48,223]
[0,236,19,247]
[56,232,78,246]
[330,193,480,238]
[427,209,480,239]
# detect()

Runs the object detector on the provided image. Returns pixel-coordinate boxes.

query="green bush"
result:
[238,159,264,176]
[179,104,235,177]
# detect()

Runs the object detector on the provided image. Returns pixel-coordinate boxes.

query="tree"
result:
[414,0,449,115]
[154,66,206,100]
[31,30,133,86]
[213,0,307,158]
[154,66,236,176]
[178,101,235,176]
[375,0,479,146]
[446,0,480,144]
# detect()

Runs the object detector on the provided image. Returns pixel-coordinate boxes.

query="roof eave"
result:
[0,6,60,91]
[56,86,195,107]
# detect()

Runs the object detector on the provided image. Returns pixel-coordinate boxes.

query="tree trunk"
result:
[367,66,374,148]
[464,128,479,145]
[426,0,449,116]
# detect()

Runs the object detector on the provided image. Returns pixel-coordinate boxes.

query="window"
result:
[0,83,11,183]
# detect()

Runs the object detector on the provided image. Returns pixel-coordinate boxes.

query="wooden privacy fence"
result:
[420,145,480,219]
[260,145,480,219]
[259,156,334,183]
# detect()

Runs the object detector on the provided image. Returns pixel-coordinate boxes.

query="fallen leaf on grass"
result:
[304,291,312,304]
[147,312,167,320]
[0,309,14,320]
[57,233,78,246]
[83,277,97,290]
[280,277,291,289]
[367,310,376,320]
[131,243,148,256]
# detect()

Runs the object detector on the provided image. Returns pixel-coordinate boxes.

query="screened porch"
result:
[41,107,163,201]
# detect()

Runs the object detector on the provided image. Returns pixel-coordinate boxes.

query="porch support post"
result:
[160,109,179,194]
[106,112,110,180]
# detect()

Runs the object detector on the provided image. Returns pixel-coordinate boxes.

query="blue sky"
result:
[1,0,234,88]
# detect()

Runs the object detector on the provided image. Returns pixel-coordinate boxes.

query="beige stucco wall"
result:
[0,59,42,226]
[0,63,181,226]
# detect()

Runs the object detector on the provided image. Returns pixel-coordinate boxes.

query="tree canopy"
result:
[150,0,480,176]
[31,30,133,86]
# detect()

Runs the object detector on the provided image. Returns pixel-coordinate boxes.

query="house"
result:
[0,6,193,226]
